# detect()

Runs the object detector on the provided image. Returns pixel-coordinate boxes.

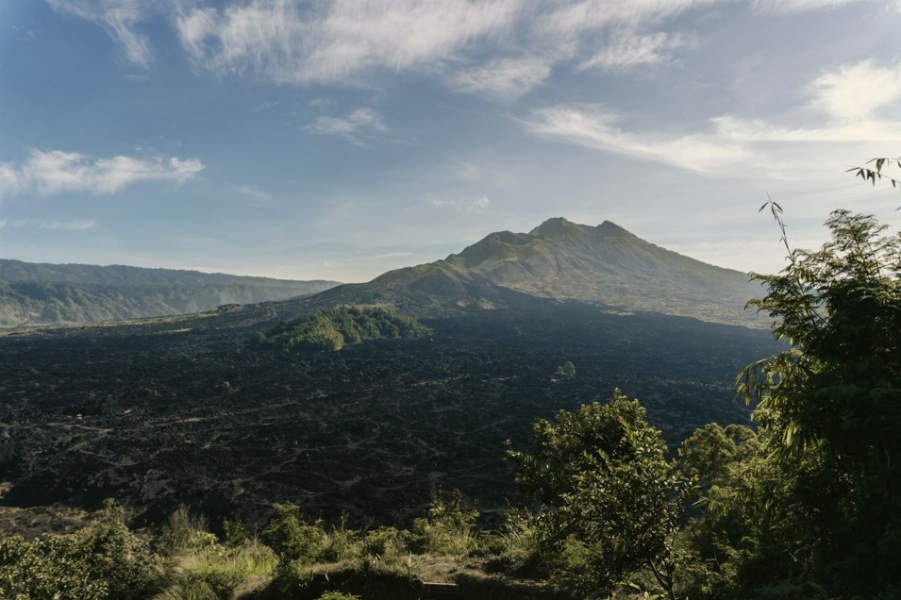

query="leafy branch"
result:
[846,157,901,204]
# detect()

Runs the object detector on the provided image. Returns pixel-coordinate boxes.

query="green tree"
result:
[555,360,576,379]
[507,390,695,599]
[736,208,901,594]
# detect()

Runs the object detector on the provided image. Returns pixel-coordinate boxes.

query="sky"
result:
[1,0,900,283]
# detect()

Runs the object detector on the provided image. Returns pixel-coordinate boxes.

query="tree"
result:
[555,360,576,379]
[506,390,695,599]
[737,207,901,593]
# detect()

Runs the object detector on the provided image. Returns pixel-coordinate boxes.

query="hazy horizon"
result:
[2,0,899,283]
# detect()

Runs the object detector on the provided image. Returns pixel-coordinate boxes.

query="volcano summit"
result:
[299,218,763,327]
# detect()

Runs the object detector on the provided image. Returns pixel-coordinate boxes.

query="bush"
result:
[405,488,481,557]
[260,505,361,565]
[0,499,158,600]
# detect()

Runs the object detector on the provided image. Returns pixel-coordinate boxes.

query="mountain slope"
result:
[0,259,336,288]
[296,218,765,327]
[0,261,341,328]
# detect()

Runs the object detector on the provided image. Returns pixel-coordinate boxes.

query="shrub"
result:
[405,487,481,557]
[0,499,157,600]
[259,505,361,565]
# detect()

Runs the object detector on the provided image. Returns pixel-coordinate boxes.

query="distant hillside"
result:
[292,218,766,327]
[0,260,340,328]
[0,259,330,287]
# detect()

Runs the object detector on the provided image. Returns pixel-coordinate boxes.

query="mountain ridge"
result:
[292,217,765,327]
[0,260,342,328]
[0,259,339,288]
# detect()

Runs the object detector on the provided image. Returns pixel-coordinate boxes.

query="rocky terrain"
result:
[0,299,783,534]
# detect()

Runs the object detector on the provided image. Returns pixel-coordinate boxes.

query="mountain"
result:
[0,259,331,288]
[296,218,766,327]
[0,260,341,328]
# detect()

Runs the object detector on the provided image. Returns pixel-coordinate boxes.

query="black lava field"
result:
[0,301,783,531]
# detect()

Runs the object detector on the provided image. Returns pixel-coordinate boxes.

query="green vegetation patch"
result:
[248,306,433,353]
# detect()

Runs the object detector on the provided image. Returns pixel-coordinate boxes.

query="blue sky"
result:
[1,0,899,283]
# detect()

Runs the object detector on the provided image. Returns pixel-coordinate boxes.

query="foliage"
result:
[248,305,433,353]
[507,390,696,599]
[222,517,246,549]
[555,360,576,379]
[317,593,361,600]
[156,505,214,557]
[362,527,400,558]
[732,207,901,595]
[154,538,277,600]
[0,499,158,600]
[847,156,901,195]
[406,487,482,557]
[260,504,361,565]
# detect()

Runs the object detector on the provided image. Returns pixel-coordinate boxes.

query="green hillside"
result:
[292,218,766,327]
[249,305,433,352]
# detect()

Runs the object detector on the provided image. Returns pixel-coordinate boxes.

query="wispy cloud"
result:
[449,56,552,99]
[522,60,901,172]
[310,97,337,109]
[522,104,747,172]
[425,194,490,215]
[359,251,414,260]
[255,100,280,111]
[0,149,204,198]
[54,0,876,102]
[174,0,522,85]
[11,25,36,41]
[451,158,480,180]
[305,108,387,145]
[39,219,97,230]
[48,0,159,69]
[236,185,272,200]
[578,30,694,72]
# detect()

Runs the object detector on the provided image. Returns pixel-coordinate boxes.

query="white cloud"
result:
[808,60,901,123]
[522,104,748,172]
[174,0,522,85]
[522,60,901,172]
[48,0,159,69]
[714,60,901,142]
[0,219,5,229]
[749,0,862,15]
[578,30,693,72]
[0,149,204,198]
[39,219,97,230]
[304,107,387,145]
[255,100,280,111]
[54,0,876,102]
[449,56,552,99]
[425,194,490,214]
